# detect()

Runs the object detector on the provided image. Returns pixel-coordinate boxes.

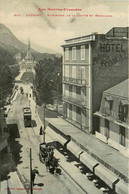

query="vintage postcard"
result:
[0,0,128,193]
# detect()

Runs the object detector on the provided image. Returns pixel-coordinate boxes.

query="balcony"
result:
[63,94,86,108]
[63,76,87,86]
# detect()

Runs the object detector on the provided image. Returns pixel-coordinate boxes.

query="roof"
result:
[106,27,129,38]
[61,27,129,47]
[61,34,96,47]
[104,79,129,98]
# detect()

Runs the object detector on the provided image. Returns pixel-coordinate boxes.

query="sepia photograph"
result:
[0,0,128,193]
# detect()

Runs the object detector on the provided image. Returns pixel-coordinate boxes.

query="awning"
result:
[94,165,119,189]
[105,96,113,101]
[115,180,129,194]
[67,142,83,158]
[80,153,98,171]
[120,99,129,105]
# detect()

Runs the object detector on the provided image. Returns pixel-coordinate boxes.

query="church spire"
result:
[26,38,32,61]
[28,38,30,52]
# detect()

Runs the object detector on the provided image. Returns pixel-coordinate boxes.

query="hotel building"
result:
[61,27,128,133]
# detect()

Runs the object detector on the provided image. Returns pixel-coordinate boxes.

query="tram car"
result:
[23,107,32,127]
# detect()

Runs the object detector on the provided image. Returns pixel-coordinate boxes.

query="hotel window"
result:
[72,47,76,60]
[72,66,76,79]
[118,101,128,122]
[81,45,85,60]
[69,85,72,97]
[82,87,86,97]
[104,96,113,116]
[65,85,69,96]
[73,86,76,98]
[81,67,85,84]
[76,86,81,95]
[77,107,81,114]
[72,105,76,121]
[65,66,69,77]
[65,48,69,60]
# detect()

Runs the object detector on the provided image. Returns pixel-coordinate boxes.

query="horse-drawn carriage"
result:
[39,143,61,174]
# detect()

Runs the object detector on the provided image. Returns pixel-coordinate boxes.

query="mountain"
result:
[0,23,62,58]
[0,23,37,54]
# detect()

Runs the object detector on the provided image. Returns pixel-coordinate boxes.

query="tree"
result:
[0,64,13,91]
[34,57,62,105]
[0,63,13,104]
[9,65,20,79]
[0,46,16,66]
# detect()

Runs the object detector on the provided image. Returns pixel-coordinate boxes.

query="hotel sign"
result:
[100,43,125,52]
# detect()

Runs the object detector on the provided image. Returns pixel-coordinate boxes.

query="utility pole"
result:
[30,148,33,194]
[43,104,46,143]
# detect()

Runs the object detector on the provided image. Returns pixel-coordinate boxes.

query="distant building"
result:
[61,27,128,133]
[25,38,32,62]
[14,52,22,63]
[25,38,35,71]
[0,108,10,175]
[94,79,129,157]
[0,108,9,152]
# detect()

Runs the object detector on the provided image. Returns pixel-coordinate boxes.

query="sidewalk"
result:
[43,118,129,193]
[44,117,128,177]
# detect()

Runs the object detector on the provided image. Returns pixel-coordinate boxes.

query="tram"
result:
[23,107,32,127]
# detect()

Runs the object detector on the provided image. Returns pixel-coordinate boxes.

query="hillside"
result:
[0,24,28,53]
[0,23,62,61]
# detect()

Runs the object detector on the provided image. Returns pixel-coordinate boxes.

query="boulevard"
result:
[1,72,102,194]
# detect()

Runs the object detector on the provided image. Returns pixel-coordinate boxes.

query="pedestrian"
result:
[31,169,39,186]
[39,126,43,135]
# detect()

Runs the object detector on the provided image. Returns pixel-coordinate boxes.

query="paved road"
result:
[2,85,84,194]
[1,83,104,194]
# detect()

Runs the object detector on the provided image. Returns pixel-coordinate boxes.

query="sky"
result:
[0,0,128,53]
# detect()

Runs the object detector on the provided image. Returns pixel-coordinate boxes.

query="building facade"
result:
[94,79,129,157]
[61,27,128,133]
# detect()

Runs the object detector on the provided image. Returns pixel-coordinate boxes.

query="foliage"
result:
[32,52,56,61]
[9,65,20,79]
[34,57,62,105]
[0,63,19,103]
[0,46,16,65]
[0,63,13,103]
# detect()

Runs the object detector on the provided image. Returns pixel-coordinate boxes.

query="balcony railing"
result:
[63,94,86,108]
[63,76,86,86]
